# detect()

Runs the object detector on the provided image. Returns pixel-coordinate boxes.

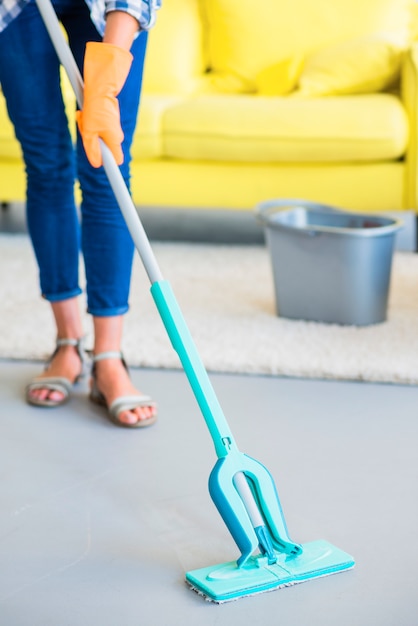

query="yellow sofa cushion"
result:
[142,0,207,95]
[132,95,184,159]
[296,36,403,96]
[162,94,408,163]
[203,0,414,93]
[256,55,304,96]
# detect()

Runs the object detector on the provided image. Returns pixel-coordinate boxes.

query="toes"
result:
[48,390,66,402]
[118,411,140,426]
[118,404,156,426]
[29,389,65,403]
[29,389,45,401]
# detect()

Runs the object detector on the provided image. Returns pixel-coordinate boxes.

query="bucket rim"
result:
[255,198,403,237]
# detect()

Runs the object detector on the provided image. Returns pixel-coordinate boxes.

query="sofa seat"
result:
[158,93,408,163]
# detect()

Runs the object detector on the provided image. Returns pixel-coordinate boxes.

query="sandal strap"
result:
[109,394,154,417]
[90,351,128,379]
[91,351,123,363]
[49,336,86,375]
[26,375,74,407]
[56,338,81,348]
[27,376,73,395]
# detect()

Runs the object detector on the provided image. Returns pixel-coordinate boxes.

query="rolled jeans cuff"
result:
[87,304,129,317]
[42,287,83,302]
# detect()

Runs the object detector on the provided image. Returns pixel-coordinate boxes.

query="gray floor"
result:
[1,203,418,623]
[1,359,418,625]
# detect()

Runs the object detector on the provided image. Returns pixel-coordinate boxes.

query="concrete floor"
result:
[1,359,418,625]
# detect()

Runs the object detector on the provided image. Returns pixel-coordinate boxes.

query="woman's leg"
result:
[65,12,154,424]
[28,298,84,404]
[67,26,147,318]
[0,2,81,301]
[0,1,84,403]
[92,316,156,426]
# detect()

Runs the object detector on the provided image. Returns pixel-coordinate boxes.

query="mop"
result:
[35,0,355,602]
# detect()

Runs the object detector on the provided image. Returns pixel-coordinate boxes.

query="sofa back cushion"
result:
[142,0,207,95]
[203,0,414,92]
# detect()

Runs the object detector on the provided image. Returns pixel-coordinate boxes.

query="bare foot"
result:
[91,358,157,426]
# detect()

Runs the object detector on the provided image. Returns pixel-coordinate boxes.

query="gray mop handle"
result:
[35,0,163,285]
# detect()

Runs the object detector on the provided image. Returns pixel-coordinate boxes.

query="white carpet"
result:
[0,233,417,384]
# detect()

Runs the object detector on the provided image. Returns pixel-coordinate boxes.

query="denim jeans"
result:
[0,0,147,315]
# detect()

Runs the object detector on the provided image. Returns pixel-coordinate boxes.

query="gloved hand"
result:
[76,42,133,168]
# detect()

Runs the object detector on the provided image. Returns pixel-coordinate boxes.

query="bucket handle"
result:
[255,199,336,238]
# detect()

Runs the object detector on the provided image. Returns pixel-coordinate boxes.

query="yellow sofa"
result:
[1,0,418,215]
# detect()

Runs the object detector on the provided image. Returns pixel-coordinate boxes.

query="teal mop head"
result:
[184,450,355,602]
[186,539,354,603]
[150,280,355,603]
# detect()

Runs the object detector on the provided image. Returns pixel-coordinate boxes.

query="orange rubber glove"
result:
[76,42,133,168]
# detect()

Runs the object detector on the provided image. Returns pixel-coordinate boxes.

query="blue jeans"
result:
[0,0,147,315]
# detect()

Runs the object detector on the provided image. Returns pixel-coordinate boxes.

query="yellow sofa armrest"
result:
[401,42,418,210]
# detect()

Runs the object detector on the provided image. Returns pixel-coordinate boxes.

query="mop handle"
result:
[35,0,273,550]
[35,0,163,285]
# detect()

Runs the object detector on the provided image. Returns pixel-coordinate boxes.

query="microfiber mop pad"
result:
[186,540,355,603]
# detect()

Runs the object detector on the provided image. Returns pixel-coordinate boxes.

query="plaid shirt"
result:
[0,0,161,34]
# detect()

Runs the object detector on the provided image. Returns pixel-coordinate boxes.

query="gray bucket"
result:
[256,199,403,326]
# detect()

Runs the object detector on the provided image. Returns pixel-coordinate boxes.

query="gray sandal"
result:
[25,337,85,408]
[89,351,157,428]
